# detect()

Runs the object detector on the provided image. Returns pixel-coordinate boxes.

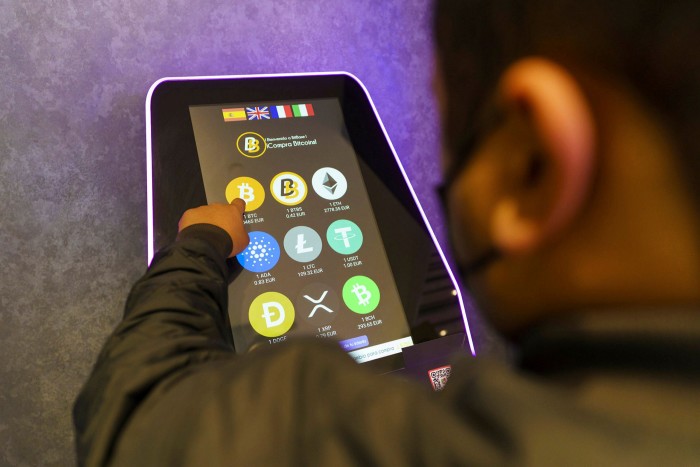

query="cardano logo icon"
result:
[236,231,280,273]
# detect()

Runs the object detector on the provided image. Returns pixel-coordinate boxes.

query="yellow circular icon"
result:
[226,176,265,211]
[249,291,295,338]
[236,131,267,158]
[270,171,308,206]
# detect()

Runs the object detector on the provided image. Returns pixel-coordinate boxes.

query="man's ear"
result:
[490,57,597,253]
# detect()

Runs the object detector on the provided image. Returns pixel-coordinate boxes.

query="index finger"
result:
[230,197,246,213]
[228,199,249,256]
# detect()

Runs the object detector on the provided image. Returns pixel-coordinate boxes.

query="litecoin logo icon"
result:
[283,226,323,262]
[312,167,348,200]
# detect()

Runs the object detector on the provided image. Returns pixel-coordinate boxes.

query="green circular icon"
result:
[248,291,295,337]
[342,275,380,314]
[327,219,363,255]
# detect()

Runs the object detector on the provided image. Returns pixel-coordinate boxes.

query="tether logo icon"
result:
[327,219,363,255]
[236,132,267,158]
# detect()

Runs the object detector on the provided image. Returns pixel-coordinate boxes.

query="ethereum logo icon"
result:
[322,172,338,194]
[312,167,348,200]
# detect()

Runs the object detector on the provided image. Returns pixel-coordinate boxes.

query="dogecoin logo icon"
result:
[248,291,295,337]
[236,131,267,158]
[225,176,265,211]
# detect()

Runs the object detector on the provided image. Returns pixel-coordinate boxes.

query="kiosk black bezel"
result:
[146,72,475,370]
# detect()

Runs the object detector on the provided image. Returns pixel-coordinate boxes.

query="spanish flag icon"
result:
[222,108,246,122]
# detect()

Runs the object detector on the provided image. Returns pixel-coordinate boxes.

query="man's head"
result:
[433,0,700,336]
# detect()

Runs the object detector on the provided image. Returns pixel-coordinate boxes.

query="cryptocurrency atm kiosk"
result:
[146,72,475,386]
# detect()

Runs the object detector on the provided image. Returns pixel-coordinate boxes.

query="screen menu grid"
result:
[189,99,413,364]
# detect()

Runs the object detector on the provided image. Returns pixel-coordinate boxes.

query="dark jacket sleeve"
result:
[73,224,236,467]
[73,226,499,467]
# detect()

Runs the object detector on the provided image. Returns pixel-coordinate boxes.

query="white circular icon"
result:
[270,171,308,206]
[312,167,348,200]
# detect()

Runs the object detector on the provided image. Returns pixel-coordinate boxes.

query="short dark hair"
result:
[434,0,700,206]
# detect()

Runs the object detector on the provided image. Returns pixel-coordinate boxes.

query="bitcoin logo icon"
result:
[239,183,254,199]
[270,172,307,206]
[342,275,380,314]
[225,176,265,211]
[236,132,267,158]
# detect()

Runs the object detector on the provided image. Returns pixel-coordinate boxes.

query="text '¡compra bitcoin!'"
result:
[266,135,318,149]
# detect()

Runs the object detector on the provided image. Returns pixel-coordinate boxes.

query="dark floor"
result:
[0,1,500,465]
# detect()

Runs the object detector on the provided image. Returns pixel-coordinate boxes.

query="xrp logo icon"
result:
[236,131,267,158]
[296,282,340,328]
[225,176,265,211]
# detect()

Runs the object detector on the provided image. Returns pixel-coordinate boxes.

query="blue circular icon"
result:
[237,231,280,272]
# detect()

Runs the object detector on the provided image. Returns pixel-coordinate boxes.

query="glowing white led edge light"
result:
[145,84,156,265]
[144,71,476,356]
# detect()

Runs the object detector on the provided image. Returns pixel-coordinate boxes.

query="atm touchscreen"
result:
[147,73,474,371]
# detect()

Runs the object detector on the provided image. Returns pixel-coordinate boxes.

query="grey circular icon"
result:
[283,226,323,262]
[312,167,348,200]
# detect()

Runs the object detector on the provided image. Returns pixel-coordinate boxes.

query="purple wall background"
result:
[0,1,497,464]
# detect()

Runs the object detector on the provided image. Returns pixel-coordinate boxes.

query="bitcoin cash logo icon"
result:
[236,131,267,158]
[353,284,372,306]
[270,172,307,206]
[248,291,295,337]
[342,275,380,314]
[225,176,265,211]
